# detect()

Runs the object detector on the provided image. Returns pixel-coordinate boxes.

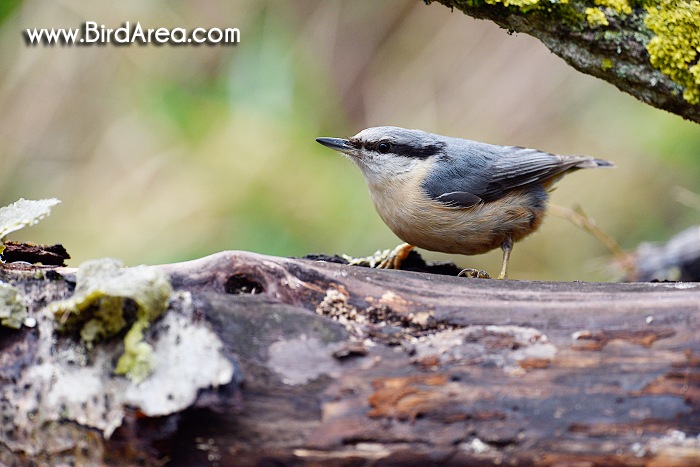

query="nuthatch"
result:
[316,126,613,279]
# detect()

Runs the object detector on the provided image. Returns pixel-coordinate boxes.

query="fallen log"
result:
[1,251,699,465]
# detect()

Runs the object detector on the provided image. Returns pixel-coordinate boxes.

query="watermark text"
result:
[25,21,240,46]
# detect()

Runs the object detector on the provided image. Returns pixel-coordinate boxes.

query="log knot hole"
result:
[225,273,266,295]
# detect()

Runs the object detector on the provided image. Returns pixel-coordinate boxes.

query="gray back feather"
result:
[423,137,610,202]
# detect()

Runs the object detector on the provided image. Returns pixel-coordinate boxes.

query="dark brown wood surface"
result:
[1,251,700,465]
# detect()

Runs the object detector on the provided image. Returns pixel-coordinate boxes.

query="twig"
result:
[548,203,636,279]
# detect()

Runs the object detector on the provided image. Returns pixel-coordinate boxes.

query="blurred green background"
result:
[1,0,699,281]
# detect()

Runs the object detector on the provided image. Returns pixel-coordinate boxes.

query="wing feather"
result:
[423,141,611,207]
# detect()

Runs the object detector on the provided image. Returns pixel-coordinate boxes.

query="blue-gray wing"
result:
[481,147,611,200]
[423,141,611,207]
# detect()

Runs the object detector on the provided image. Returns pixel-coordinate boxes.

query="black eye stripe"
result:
[388,142,445,158]
[362,141,389,153]
[349,138,445,158]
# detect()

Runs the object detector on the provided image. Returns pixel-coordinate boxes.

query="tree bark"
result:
[425,0,700,124]
[1,251,699,465]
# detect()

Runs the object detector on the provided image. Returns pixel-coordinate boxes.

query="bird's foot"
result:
[457,268,491,279]
[343,243,414,269]
[377,243,414,269]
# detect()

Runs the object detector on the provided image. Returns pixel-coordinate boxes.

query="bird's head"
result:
[316,126,446,183]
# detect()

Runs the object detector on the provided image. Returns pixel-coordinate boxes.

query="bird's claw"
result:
[343,243,415,270]
[377,243,414,269]
[457,268,491,279]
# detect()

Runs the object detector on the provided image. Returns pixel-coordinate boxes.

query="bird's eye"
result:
[377,142,391,154]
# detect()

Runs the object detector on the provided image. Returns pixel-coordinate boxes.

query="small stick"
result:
[548,203,636,279]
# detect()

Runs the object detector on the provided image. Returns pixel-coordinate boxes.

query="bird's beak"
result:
[316,137,353,153]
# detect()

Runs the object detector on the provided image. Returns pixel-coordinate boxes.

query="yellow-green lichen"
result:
[0,281,27,329]
[601,57,614,71]
[645,0,700,105]
[114,320,153,384]
[442,0,586,28]
[48,258,173,382]
[595,0,632,14]
[586,7,610,26]
[484,0,540,7]
[585,0,633,28]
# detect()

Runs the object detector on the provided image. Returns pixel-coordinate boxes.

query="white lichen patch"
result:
[268,334,343,385]
[460,437,492,454]
[0,198,61,241]
[124,293,234,416]
[1,285,236,455]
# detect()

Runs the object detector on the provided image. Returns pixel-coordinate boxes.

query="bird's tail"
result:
[575,157,615,169]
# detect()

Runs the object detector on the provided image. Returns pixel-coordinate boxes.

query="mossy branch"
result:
[425,0,700,123]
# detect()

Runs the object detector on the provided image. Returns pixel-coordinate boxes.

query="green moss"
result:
[586,7,610,26]
[645,0,700,105]
[601,57,614,70]
[48,258,173,382]
[0,281,26,329]
[77,294,127,343]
